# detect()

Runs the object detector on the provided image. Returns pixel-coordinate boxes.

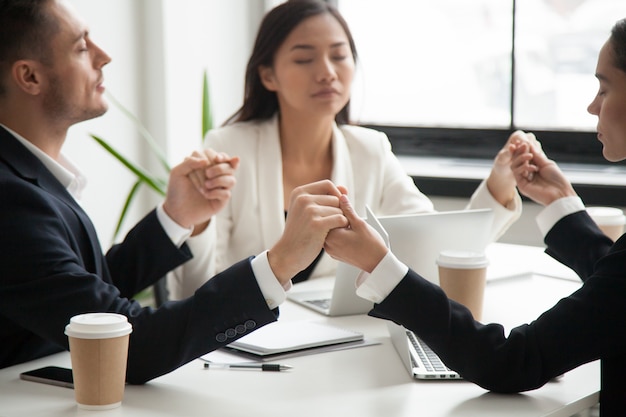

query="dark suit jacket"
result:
[370,211,626,416]
[0,127,278,384]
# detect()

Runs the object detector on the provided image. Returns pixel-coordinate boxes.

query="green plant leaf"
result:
[90,134,167,196]
[202,70,213,141]
[105,91,171,174]
[113,179,143,241]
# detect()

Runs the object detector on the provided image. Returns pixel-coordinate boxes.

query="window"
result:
[339,0,626,165]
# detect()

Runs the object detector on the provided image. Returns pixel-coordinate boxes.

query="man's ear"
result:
[11,60,44,96]
[258,65,277,92]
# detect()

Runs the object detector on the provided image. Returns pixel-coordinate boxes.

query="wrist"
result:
[161,202,189,229]
[486,171,516,207]
[267,245,295,286]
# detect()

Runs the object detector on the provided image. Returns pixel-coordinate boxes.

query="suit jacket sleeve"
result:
[543,211,614,280]
[0,169,278,383]
[369,210,626,394]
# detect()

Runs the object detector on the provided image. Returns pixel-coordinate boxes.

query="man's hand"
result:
[267,180,349,285]
[162,149,239,234]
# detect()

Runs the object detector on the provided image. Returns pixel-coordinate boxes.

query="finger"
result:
[188,170,207,195]
[290,193,342,212]
[508,130,528,145]
[202,148,220,163]
[293,180,341,199]
[229,156,240,170]
[204,161,238,179]
[338,194,363,227]
[205,173,237,192]
[202,188,233,201]
[173,156,211,177]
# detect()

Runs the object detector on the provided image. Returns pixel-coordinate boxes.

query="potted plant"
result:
[90,71,213,306]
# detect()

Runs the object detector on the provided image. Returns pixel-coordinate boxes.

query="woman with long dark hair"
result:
[168,0,525,300]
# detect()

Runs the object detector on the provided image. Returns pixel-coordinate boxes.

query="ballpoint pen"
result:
[202,362,292,372]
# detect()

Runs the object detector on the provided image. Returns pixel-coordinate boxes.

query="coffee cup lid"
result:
[586,206,626,225]
[436,250,489,269]
[65,313,132,339]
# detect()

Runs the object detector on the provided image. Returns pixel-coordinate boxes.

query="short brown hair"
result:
[0,0,59,95]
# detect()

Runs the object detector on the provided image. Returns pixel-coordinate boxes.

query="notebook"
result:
[387,321,462,380]
[224,321,364,357]
[286,206,382,316]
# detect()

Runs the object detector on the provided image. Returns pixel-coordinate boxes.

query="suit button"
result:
[216,333,227,342]
[244,320,256,330]
[225,328,237,338]
[235,324,246,334]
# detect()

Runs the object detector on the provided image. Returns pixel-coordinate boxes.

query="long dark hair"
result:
[610,18,626,74]
[223,0,358,126]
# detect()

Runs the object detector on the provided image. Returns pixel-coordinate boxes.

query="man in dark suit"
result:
[0,0,349,384]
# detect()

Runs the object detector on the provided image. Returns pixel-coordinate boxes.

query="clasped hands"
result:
[163,128,578,285]
[161,148,387,284]
[162,149,240,236]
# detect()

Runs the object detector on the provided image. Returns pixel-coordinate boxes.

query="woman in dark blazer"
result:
[325,18,626,416]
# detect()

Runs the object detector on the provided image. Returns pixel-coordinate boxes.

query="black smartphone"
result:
[20,366,74,389]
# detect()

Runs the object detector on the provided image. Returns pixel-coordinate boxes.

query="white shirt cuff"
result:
[156,203,194,248]
[250,250,290,310]
[466,179,522,242]
[536,196,585,237]
[355,251,408,303]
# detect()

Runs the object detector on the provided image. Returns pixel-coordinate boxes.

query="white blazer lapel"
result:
[330,124,355,207]
[256,116,286,249]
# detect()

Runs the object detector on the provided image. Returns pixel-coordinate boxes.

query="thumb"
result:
[528,141,550,164]
[177,156,210,176]
[337,185,349,195]
[339,194,360,226]
[229,156,241,169]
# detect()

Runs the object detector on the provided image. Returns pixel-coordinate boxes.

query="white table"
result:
[0,243,600,417]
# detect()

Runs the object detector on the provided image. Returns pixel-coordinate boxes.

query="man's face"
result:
[40,0,111,126]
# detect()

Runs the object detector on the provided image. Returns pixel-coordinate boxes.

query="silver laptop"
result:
[287,262,374,316]
[366,208,493,380]
[387,321,461,380]
[377,208,493,284]
[287,207,383,316]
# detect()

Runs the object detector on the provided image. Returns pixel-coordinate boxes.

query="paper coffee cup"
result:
[65,313,132,410]
[586,206,625,242]
[436,250,488,321]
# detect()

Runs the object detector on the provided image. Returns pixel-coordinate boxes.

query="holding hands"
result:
[509,133,578,206]
[486,130,541,206]
[325,130,580,277]
[268,180,350,285]
[163,149,240,235]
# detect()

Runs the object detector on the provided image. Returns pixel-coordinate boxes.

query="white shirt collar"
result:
[0,124,87,201]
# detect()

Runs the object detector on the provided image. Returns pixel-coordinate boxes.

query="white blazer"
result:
[167,115,521,299]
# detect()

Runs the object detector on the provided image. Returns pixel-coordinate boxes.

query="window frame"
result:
[333,0,626,205]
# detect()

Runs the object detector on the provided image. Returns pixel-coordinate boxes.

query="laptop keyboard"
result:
[305,298,331,310]
[407,331,454,373]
